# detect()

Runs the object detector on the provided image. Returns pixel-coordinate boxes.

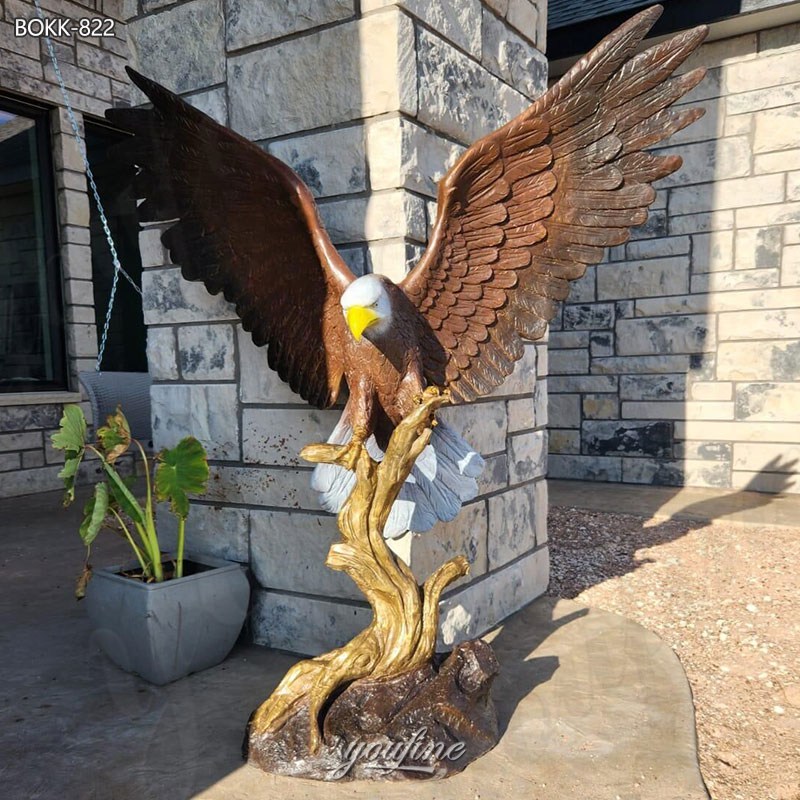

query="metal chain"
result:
[33,0,142,372]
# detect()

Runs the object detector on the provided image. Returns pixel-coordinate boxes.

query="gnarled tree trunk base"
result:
[246,639,500,781]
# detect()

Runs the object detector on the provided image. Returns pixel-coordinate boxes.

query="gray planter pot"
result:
[85,552,250,685]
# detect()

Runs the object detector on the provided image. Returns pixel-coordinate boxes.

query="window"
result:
[0,98,65,392]
[85,120,146,373]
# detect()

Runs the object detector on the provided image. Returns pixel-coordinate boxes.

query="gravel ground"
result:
[547,506,800,800]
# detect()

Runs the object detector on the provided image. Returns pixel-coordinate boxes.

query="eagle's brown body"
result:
[108,6,708,534]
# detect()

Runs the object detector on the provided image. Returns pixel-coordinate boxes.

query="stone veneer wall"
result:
[549,23,800,495]
[0,0,134,498]
[129,0,550,654]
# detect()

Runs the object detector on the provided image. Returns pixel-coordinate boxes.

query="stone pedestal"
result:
[129,0,550,654]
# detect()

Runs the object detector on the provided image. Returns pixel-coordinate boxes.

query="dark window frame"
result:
[0,93,67,394]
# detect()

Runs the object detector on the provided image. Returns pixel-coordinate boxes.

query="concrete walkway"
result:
[550,478,800,528]
[1,489,707,799]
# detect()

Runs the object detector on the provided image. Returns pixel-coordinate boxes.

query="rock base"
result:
[245,639,500,781]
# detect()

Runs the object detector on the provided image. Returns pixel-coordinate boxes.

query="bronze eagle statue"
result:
[109,6,707,537]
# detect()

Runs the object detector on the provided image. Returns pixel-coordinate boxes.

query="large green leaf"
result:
[79,483,109,546]
[155,437,209,519]
[51,406,88,505]
[51,405,87,452]
[97,407,131,464]
[104,462,146,527]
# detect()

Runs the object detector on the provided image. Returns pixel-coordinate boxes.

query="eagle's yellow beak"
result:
[346,305,380,341]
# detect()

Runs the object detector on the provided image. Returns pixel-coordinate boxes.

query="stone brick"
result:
[562,303,614,330]
[0,405,62,434]
[439,401,506,455]
[731,470,800,493]
[583,420,672,457]
[439,546,549,648]
[622,458,730,489]
[727,80,800,115]
[597,257,688,300]
[718,340,800,380]
[141,268,237,325]
[735,226,782,270]
[417,27,528,144]
[319,192,426,244]
[656,138,751,187]
[533,379,547,427]
[676,420,800,443]
[753,105,800,153]
[508,430,546,483]
[481,6,546,96]
[22,450,45,469]
[128,0,224,95]
[507,397,535,431]
[670,175,785,216]
[267,125,366,199]
[0,453,20,471]
[57,188,90,227]
[673,441,732,461]
[690,230,734,272]
[567,265,595,303]
[157,502,249,563]
[242,408,341,467]
[691,381,733,401]
[735,382,800,421]
[734,442,800,473]
[726,50,799,93]
[616,316,714,356]
[250,509,361,600]
[237,325,303,405]
[0,431,42,452]
[548,454,622,482]
[487,481,539,569]
[205,465,319,510]
[146,327,177,381]
[548,394,580,428]
[548,375,618,394]
[225,0,355,50]
[755,149,800,174]
[137,227,169,269]
[582,394,619,420]
[178,324,235,381]
[719,308,800,341]
[783,245,800,285]
[151,383,240,460]
[589,332,614,358]
[478,454,508,494]
[185,86,227,125]
[251,589,370,655]
[549,348,589,377]
[693,269,779,292]
[549,429,580,454]
[61,243,92,280]
[670,210,734,236]
[506,0,538,42]
[490,344,536,395]
[621,401,733,421]
[737,202,800,228]
[626,236,690,260]
[549,331,590,349]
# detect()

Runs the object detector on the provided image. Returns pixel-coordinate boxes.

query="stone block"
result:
[487,481,539,569]
[146,327,177,381]
[549,331,589,349]
[63,279,94,306]
[616,316,714,356]
[439,545,549,648]
[489,343,536,396]
[670,210,734,236]
[735,227,782,270]
[630,209,668,240]
[676,419,800,443]
[392,502,489,589]
[507,397,535,431]
[727,80,800,116]
[137,227,170,268]
[673,441,732,461]
[225,0,355,50]
[57,188,90,228]
[548,375,617,394]
[319,192,426,244]
[622,401,733,421]
[363,0,482,57]
[506,0,539,42]
[755,149,800,175]
[670,175,785,216]
[366,116,464,197]
[548,394,580,429]
[508,430,546,483]
[735,382,800,421]
[0,405,62,434]
[151,383,240,460]
[692,269,779,293]
[66,323,98,358]
[251,589,370,655]
[0,431,42,452]
[690,230,734,272]
[548,349,589,376]
[549,429,580,454]
[594,357,693,379]
[567,265,596,303]
[583,420,672,458]
[563,303,614,330]
[267,125,366,199]
[128,0,224,95]
[242,408,341,467]
[178,324,235,381]
[157,501,249,563]
[626,236,691,260]
[438,400,507,455]
[719,308,800,341]
[690,381,732,401]
[726,50,799,93]
[784,245,800,285]
[734,441,800,473]
[250,509,361,600]
[737,202,800,228]
[184,87,227,125]
[237,325,299,405]
[548,454,622,482]
[417,27,528,144]
[754,106,800,154]
[622,458,730,489]
[61,243,92,280]
[22,451,45,469]
[0,464,66,497]
[478,453,509,494]
[589,332,614,358]
[204,465,319,511]
[732,470,800,493]
[141,268,237,325]
[655,138,751,188]
[481,7,546,97]
[533,379,547,426]
[0,453,20,471]
[718,340,800,380]
[582,394,619,420]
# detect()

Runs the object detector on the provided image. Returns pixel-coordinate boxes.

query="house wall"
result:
[0,0,133,498]
[130,0,551,655]
[548,22,800,494]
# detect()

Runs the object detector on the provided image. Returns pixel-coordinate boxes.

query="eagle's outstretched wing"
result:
[106,68,354,409]
[402,5,707,402]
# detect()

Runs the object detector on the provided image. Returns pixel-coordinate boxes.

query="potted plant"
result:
[51,405,250,685]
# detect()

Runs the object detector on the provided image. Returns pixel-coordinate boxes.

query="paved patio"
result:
[1,487,707,799]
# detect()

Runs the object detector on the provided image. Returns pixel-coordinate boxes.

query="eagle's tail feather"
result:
[310,413,484,539]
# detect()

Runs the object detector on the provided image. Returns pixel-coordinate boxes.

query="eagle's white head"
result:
[340,274,393,342]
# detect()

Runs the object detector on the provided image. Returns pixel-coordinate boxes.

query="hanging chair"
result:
[79,370,153,442]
